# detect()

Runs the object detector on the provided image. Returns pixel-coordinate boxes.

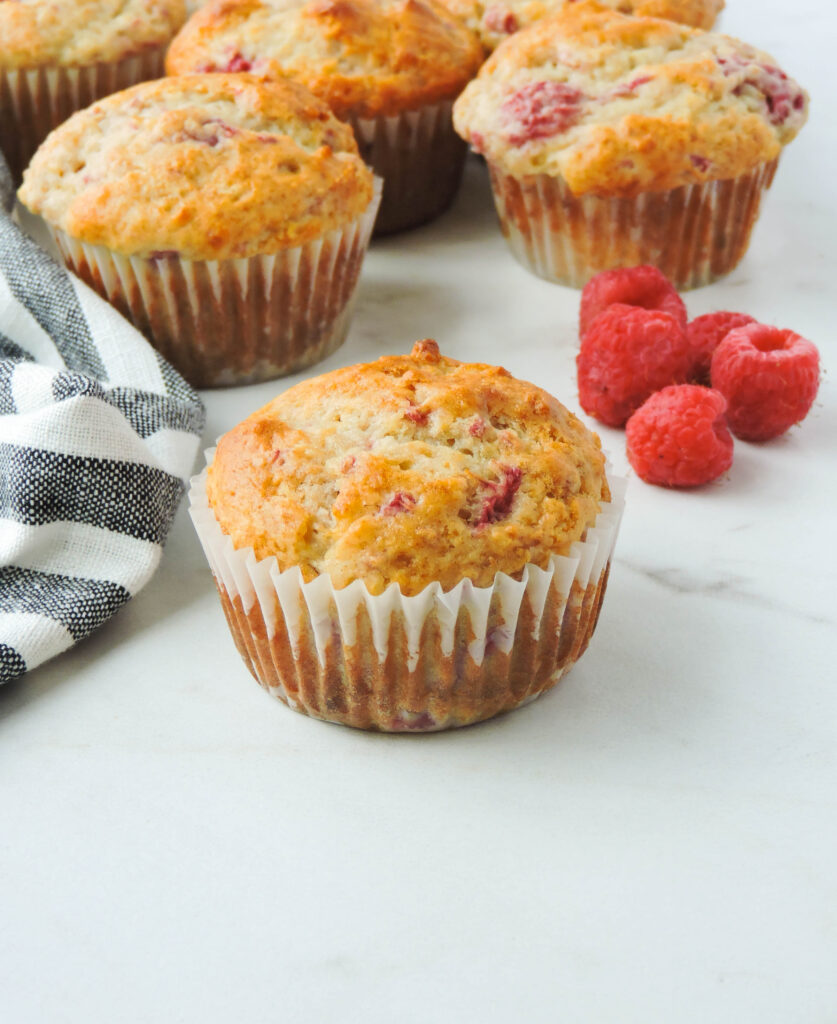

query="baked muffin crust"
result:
[166,0,484,119]
[442,0,724,53]
[18,74,375,259]
[0,0,187,70]
[453,0,807,195]
[207,339,610,596]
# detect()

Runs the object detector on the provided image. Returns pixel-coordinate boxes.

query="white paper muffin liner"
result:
[349,99,467,235]
[188,452,626,732]
[44,180,382,388]
[486,159,780,291]
[0,45,168,184]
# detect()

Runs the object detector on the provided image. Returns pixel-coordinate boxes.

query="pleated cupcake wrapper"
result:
[487,159,779,291]
[189,453,626,732]
[45,180,381,389]
[349,100,467,235]
[0,46,168,185]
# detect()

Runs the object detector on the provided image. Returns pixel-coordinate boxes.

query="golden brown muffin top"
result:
[18,74,375,260]
[166,0,484,119]
[0,0,187,70]
[207,340,610,597]
[440,0,724,54]
[453,1,807,196]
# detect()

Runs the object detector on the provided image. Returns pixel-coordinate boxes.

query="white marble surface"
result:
[2,2,836,1021]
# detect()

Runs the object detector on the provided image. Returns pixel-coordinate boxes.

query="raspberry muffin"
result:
[189,339,625,731]
[442,0,724,54]
[166,0,483,234]
[0,0,187,184]
[453,1,808,288]
[18,74,379,387]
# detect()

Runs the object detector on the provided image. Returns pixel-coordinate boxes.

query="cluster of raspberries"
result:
[575,266,821,488]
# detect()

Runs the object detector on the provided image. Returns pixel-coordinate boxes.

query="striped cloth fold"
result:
[0,154,206,683]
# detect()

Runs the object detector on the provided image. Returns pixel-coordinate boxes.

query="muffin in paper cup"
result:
[453,2,807,289]
[45,182,381,388]
[348,100,468,236]
[0,1,187,185]
[486,158,779,290]
[165,0,484,235]
[17,75,378,388]
[189,339,625,732]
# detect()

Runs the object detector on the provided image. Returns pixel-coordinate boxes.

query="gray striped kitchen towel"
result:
[0,154,205,682]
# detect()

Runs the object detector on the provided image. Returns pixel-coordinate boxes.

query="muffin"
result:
[442,0,724,54]
[18,74,380,388]
[0,0,187,184]
[453,0,808,289]
[166,0,484,234]
[189,339,625,731]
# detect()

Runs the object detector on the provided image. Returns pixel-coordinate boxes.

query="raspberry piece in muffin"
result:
[198,50,255,73]
[577,304,692,428]
[579,266,687,338]
[709,323,820,441]
[501,80,586,145]
[685,311,756,384]
[475,465,523,526]
[626,385,733,487]
[717,55,807,129]
[483,4,519,36]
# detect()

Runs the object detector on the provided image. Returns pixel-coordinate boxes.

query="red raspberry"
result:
[577,304,693,427]
[579,265,687,338]
[710,323,820,442]
[685,311,756,384]
[626,386,734,488]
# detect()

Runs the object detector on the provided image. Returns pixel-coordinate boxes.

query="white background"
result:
[2,1,836,1020]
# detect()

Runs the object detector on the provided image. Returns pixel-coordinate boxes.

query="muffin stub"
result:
[207,339,610,596]
[453,0,808,196]
[0,0,187,69]
[166,0,484,120]
[17,74,375,260]
[440,0,724,54]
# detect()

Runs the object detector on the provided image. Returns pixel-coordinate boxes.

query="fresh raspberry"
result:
[685,311,756,384]
[710,323,820,441]
[577,304,693,427]
[626,386,734,488]
[579,265,687,338]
